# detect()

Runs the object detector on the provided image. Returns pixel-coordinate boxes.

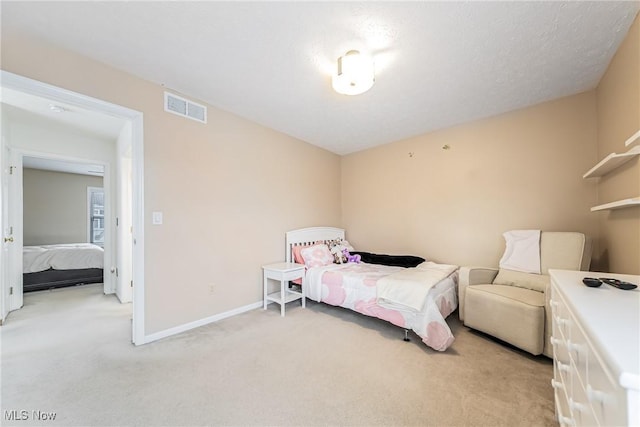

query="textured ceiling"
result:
[2,2,639,155]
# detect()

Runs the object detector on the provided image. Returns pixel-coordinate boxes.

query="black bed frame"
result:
[23,268,104,293]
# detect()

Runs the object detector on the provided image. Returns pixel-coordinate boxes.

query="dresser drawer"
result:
[550,292,571,340]
[549,270,639,427]
[569,371,598,426]
[552,334,572,386]
[554,384,574,427]
[565,310,589,386]
[587,352,627,427]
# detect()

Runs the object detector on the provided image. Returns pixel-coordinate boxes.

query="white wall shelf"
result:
[625,129,640,147]
[583,146,640,178]
[590,197,640,212]
[586,131,640,212]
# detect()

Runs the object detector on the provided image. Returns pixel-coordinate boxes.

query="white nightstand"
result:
[262,262,306,317]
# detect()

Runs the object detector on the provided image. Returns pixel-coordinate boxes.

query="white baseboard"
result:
[142,301,263,344]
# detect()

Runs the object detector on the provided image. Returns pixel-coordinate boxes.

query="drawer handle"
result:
[551,379,564,390]
[567,340,582,357]
[586,385,605,403]
[556,398,575,426]
[569,398,584,413]
[558,415,575,426]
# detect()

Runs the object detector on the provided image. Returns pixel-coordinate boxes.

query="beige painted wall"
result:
[3,14,637,337]
[23,168,103,246]
[595,15,640,275]
[342,92,600,269]
[1,34,341,334]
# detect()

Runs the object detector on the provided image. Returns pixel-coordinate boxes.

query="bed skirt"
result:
[23,268,104,293]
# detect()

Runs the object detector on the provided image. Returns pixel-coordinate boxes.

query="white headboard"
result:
[285,227,345,263]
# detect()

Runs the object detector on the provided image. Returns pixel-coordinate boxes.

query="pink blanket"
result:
[305,262,458,351]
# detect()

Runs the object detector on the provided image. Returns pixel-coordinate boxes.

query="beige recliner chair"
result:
[458,232,591,357]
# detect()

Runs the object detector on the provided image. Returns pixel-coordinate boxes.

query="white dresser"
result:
[549,270,640,427]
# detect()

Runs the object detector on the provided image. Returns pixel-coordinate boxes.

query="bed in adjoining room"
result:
[23,243,104,292]
[285,227,459,351]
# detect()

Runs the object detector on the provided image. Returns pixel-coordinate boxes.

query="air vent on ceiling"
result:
[164,92,207,124]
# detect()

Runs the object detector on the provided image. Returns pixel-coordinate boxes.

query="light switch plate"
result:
[152,211,163,225]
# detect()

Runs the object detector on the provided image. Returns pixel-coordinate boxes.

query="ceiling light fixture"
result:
[332,50,375,96]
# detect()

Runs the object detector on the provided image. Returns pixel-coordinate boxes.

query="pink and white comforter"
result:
[305,262,459,351]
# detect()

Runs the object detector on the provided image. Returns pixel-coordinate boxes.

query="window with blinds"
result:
[88,187,105,247]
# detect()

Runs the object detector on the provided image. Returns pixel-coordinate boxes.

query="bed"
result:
[23,243,104,292]
[285,227,459,351]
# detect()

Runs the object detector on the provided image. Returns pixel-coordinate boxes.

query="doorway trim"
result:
[1,70,145,345]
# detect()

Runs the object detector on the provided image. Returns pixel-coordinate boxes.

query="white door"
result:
[2,144,23,312]
[1,140,10,321]
[116,153,133,303]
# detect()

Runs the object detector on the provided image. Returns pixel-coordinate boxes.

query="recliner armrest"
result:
[458,266,499,322]
[460,266,499,286]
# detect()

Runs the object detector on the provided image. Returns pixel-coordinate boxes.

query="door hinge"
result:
[9,166,15,175]
[9,287,13,295]
[130,280,133,288]
[116,217,119,226]
[115,268,119,277]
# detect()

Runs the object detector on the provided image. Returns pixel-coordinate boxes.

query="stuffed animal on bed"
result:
[329,241,347,263]
[328,238,357,264]
[342,248,361,263]
[331,245,347,264]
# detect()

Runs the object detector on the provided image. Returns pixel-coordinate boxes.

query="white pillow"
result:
[300,244,335,268]
[499,230,541,274]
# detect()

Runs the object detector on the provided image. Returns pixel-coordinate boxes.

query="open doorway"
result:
[22,156,107,294]
[0,70,145,344]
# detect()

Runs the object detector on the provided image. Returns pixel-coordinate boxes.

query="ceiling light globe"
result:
[332,50,375,96]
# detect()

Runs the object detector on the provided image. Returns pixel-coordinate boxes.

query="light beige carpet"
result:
[1,283,556,426]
